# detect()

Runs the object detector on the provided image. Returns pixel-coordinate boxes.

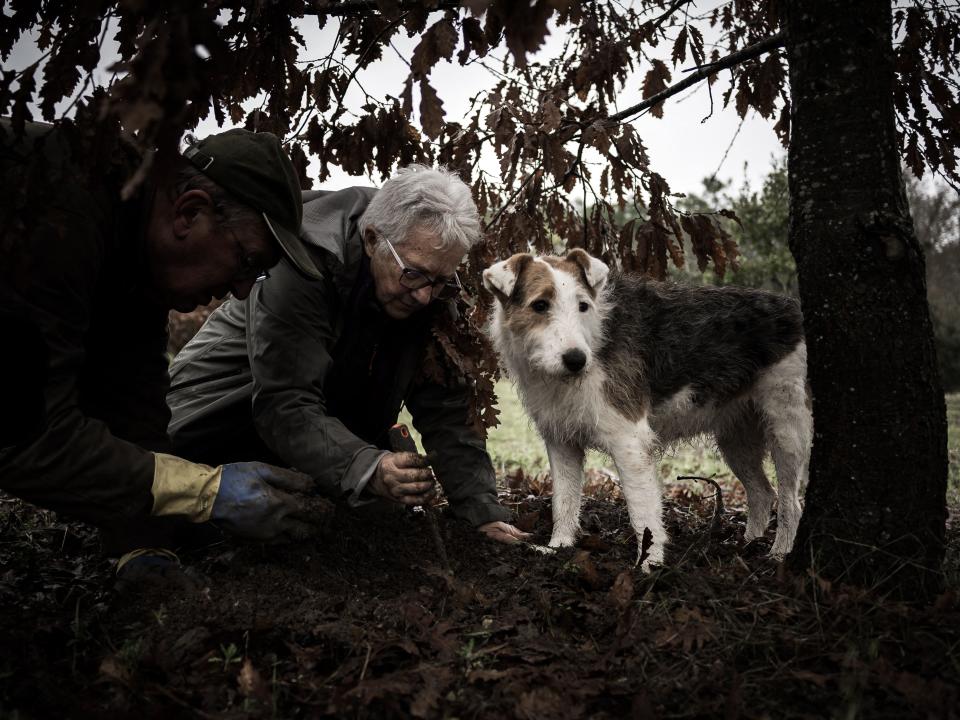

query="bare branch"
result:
[608,31,785,124]
[304,0,460,16]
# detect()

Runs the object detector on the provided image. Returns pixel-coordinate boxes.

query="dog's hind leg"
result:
[609,418,666,570]
[546,441,586,548]
[755,347,813,558]
[717,409,776,542]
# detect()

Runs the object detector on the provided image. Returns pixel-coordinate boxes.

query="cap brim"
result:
[263,213,323,281]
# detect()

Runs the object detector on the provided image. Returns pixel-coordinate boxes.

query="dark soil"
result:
[2,476,959,720]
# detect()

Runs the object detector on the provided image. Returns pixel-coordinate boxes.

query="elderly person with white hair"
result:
[167,165,528,544]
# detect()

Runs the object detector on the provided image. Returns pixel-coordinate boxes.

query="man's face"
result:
[150,190,281,312]
[365,225,464,320]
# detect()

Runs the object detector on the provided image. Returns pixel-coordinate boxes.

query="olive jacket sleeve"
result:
[245,257,386,503]
[0,175,159,526]
[406,381,512,527]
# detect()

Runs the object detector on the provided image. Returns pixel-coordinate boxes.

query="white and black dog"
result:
[483,249,812,569]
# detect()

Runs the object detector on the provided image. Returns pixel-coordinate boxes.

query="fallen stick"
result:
[676,474,725,540]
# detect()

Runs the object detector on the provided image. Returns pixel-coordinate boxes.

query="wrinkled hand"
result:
[368,452,436,506]
[478,521,533,545]
[212,462,326,542]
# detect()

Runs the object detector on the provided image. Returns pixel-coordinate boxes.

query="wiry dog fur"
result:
[483,249,812,569]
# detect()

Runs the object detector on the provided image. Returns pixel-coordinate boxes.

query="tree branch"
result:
[608,31,786,124]
[483,164,542,232]
[304,0,460,16]
[644,0,698,35]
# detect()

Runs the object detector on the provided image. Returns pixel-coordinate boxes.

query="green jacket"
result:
[168,188,510,527]
[0,121,170,526]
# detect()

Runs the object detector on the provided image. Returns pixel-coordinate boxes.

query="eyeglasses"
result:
[383,237,462,301]
[228,227,271,283]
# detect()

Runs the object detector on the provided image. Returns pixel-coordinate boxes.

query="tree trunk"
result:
[784,1,948,598]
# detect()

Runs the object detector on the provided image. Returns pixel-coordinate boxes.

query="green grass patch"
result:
[404,387,960,501]
[485,380,749,489]
[403,380,737,488]
[947,394,960,499]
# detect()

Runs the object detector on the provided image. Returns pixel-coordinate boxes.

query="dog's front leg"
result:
[609,419,666,571]
[546,441,586,548]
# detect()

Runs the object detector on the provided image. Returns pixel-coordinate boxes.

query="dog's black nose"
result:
[562,348,587,373]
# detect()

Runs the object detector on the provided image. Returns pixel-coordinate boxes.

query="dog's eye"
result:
[579,301,589,312]
[530,299,550,313]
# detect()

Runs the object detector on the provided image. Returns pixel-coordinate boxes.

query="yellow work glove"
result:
[152,454,325,542]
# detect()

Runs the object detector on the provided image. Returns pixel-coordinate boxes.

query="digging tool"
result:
[388,423,452,573]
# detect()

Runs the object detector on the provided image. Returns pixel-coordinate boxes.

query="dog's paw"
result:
[768,545,790,562]
[769,535,795,560]
[527,544,557,555]
[548,534,577,549]
[635,545,664,573]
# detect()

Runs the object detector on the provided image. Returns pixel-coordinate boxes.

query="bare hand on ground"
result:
[478,521,533,545]
[369,452,436,506]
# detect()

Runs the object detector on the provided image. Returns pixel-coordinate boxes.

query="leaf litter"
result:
[1,476,959,719]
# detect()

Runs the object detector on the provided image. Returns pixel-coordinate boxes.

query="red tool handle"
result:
[388,423,418,454]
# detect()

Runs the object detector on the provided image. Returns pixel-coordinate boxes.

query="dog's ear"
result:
[483,253,532,303]
[565,248,609,292]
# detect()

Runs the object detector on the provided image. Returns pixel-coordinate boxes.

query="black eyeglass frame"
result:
[224,225,272,284]
[382,236,462,301]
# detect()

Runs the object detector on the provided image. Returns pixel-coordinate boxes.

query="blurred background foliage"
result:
[659,157,960,391]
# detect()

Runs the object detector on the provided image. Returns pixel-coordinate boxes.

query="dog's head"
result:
[483,249,609,377]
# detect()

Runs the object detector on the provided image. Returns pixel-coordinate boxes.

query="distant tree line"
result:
[674,159,960,392]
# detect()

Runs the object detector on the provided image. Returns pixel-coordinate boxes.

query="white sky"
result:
[5,7,788,199]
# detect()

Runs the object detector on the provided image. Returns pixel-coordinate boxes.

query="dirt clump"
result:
[1,479,959,719]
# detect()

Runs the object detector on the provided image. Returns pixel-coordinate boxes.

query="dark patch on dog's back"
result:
[598,274,804,408]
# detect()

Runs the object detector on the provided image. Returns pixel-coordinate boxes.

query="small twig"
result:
[424,507,452,574]
[676,474,725,536]
[710,113,747,180]
[695,51,716,123]
[336,11,410,106]
[581,169,589,247]
[358,642,372,682]
[643,0,698,36]
[483,164,542,232]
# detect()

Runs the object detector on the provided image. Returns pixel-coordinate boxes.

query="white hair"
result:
[358,164,481,254]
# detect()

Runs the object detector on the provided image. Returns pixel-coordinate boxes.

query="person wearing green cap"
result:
[0,120,329,585]
[167,165,529,545]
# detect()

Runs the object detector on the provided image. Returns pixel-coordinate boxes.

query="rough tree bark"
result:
[785,0,948,598]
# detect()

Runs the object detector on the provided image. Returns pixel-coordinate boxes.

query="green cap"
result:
[183,129,321,280]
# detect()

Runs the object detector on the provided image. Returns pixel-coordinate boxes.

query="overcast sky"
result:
[6,8,788,199]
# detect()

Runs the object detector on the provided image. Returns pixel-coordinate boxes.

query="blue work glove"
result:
[211,462,327,542]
